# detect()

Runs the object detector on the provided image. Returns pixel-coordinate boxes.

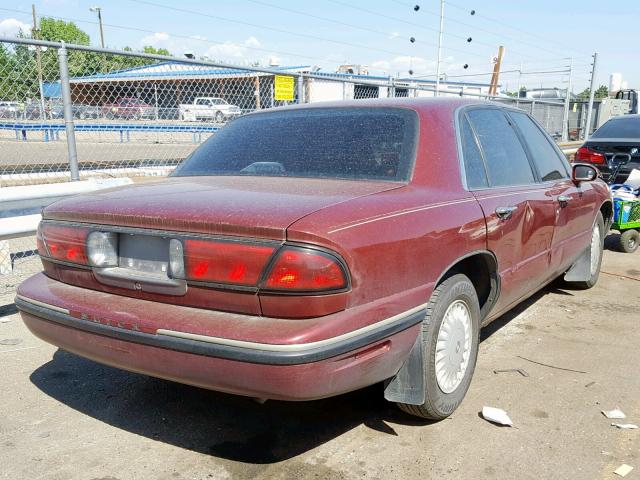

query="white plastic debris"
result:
[614,464,633,477]
[602,408,627,419]
[625,169,640,189]
[482,406,513,426]
[612,423,639,430]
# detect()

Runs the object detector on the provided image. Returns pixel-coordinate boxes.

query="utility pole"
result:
[489,46,504,96]
[561,57,573,142]
[584,52,598,140]
[435,0,444,97]
[31,4,46,121]
[90,6,105,48]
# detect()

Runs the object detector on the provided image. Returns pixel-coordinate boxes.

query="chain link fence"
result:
[0,36,591,296]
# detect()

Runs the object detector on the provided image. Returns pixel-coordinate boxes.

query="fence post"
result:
[297,74,305,104]
[561,57,573,142]
[58,41,80,181]
[584,52,598,140]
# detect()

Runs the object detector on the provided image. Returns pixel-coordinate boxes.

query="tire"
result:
[215,111,224,123]
[397,273,480,420]
[619,229,640,253]
[565,212,605,289]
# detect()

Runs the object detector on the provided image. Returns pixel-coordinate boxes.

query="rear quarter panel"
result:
[287,101,487,331]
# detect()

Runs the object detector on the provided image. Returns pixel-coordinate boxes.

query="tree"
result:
[1,17,177,101]
[39,18,90,45]
[143,46,171,56]
[577,84,609,100]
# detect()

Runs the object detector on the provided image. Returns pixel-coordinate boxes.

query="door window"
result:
[466,108,535,187]
[459,115,488,189]
[508,111,568,181]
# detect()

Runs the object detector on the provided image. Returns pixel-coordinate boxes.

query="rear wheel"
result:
[619,229,639,253]
[396,274,480,420]
[215,111,224,123]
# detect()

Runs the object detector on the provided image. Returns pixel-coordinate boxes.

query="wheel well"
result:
[600,201,613,230]
[439,253,499,320]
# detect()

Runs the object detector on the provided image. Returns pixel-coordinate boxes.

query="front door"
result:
[506,110,598,274]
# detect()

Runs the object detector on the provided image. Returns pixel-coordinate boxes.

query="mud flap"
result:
[383,332,425,405]
[563,243,591,282]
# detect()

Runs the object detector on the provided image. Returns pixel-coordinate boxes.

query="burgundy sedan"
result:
[17,98,611,419]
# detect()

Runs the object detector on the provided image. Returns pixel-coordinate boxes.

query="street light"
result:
[89,6,105,48]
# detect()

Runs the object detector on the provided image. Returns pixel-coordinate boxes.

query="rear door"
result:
[507,110,598,273]
[461,107,557,314]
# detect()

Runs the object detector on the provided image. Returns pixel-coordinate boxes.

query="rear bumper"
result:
[16,275,423,400]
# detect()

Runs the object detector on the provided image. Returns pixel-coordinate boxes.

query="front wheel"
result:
[619,229,639,253]
[565,212,605,289]
[397,274,480,420]
[214,111,224,123]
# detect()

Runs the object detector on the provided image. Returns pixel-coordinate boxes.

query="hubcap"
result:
[590,223,601,276]
[435,300,472,394]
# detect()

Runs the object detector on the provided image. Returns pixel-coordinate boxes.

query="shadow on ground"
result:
[30,350,432,464]
[604,232,623,252]
[29,281,558,463]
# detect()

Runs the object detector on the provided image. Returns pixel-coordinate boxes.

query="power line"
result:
[444,0,592,58]
[324,0,510,61]
[390,0,590,62]
[126,0,411,58]
[0,6,344,68]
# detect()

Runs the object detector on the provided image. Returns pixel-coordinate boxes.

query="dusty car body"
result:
[17,98,612,419]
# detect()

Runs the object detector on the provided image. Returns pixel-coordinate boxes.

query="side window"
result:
[508,111,568,181]
[459,115,488,189]
[466,108,535,187]
[196,99,207,106]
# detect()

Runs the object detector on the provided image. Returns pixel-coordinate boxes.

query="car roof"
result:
[607,114,640,121]
[243,97,493,119]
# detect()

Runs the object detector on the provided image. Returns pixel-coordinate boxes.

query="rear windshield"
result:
[172,107,418,182]
[592,117,640,139]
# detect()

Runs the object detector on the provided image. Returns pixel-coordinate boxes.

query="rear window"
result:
[172,107,418,182]
[592,117,640,139]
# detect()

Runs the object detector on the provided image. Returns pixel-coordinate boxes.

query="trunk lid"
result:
[43,176,401,240]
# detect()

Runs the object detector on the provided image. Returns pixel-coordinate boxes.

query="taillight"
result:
[576,146,605,164]
[86,231,118,267]
[40,224,89,265]
[264,247,348,292]
[181,239,275,286]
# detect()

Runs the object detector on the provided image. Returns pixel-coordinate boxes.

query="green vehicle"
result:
[608,155,640,253]
[612,198,640,253]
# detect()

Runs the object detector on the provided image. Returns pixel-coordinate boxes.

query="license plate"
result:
[118,234,170,276]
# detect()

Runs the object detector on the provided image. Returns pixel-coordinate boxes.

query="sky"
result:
[0,0,638,92]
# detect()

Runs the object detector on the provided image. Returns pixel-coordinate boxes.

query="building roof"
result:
[71,61,310,83]
[311,71,493,88]
[71,61,493,88]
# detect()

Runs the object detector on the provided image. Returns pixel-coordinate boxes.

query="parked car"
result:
[576,114,640,183]
[102,97,154,120]
[179,97,242,122]
[0,101,20,119]
[73,104,101,120]
[16,98,611,420]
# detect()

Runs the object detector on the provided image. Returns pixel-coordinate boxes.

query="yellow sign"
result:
[274,75,295,101]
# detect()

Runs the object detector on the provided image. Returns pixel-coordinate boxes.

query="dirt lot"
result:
[1,238,638,480]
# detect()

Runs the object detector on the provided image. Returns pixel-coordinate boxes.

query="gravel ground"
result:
[0,238,638,480]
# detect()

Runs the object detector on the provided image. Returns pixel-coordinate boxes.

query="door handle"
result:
[495,206,518,220]
[558,195,572,206]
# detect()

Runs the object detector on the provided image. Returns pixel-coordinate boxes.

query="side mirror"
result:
[572,163,598,184]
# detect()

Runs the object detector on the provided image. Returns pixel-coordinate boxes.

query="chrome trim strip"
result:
[15,295,70,315]
[156,302,428,352]
[15,296,426,365]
